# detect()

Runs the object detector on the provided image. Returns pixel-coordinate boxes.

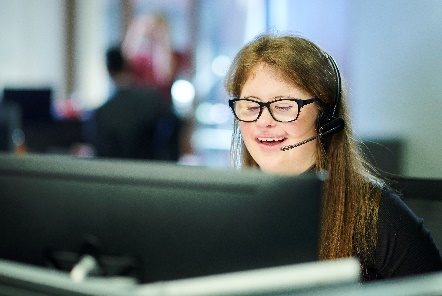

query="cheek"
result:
[286,109,319,135]
[239,122,253,139]
[302,105,320,123]
[238,122,258,150]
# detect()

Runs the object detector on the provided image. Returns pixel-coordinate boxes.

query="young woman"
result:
[225,33,442,281]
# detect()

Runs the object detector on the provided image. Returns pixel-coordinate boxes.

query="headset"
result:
[317,54,345,139]
[280,53,345,151]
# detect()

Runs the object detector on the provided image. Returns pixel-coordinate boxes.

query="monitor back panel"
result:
[0,153,322,283]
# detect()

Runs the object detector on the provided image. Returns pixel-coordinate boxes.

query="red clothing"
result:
[127,51,192,105]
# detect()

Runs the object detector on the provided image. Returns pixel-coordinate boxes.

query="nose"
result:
[256,106,276,127]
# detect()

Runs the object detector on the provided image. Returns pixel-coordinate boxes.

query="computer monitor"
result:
[0,102,21,151]
[0,153,322,284]
[2,87,53,124]
[0,257,361,296]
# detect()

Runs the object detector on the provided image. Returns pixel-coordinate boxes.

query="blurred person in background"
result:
[122,12,191,105]
[85,45,181,161]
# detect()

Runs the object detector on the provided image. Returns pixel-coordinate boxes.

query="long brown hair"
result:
[225,33,383,272]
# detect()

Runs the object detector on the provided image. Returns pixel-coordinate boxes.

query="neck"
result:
[260,144,317,176]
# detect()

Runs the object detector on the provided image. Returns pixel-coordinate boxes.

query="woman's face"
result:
[239,63,319,175]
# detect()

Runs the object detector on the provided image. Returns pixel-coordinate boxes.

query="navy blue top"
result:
[364,188,442,280]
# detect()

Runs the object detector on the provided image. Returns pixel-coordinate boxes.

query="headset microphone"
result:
[281,54,345,151]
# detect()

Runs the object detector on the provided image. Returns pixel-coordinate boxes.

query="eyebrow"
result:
[240,95,290,101]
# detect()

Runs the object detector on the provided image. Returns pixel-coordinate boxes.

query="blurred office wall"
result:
[0,0,65,99]
[347,1,442,179]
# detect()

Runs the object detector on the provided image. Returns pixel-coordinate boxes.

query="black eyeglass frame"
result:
[228,97,319,123]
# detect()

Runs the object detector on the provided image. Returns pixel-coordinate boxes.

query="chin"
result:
[258,159,309,176]
[258,162,295,176]
[264,168,301,176]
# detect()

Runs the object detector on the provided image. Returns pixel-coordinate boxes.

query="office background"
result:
[0,0,441,178]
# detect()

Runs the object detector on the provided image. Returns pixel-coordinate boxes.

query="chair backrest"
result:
[362,139,404,176]
[390,177,442,250]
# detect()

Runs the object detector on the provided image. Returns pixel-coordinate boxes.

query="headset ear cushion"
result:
[318,117,345,138]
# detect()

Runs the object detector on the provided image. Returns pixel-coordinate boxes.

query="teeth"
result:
[258,137,285,142]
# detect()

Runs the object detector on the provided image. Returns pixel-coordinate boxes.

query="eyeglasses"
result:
[228,97,318,122]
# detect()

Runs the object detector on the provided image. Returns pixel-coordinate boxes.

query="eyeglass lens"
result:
[233,99,299,122]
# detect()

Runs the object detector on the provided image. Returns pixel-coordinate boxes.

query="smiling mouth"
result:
[257,137,287,146]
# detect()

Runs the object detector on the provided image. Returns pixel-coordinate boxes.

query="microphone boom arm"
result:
[280,135,318,151]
